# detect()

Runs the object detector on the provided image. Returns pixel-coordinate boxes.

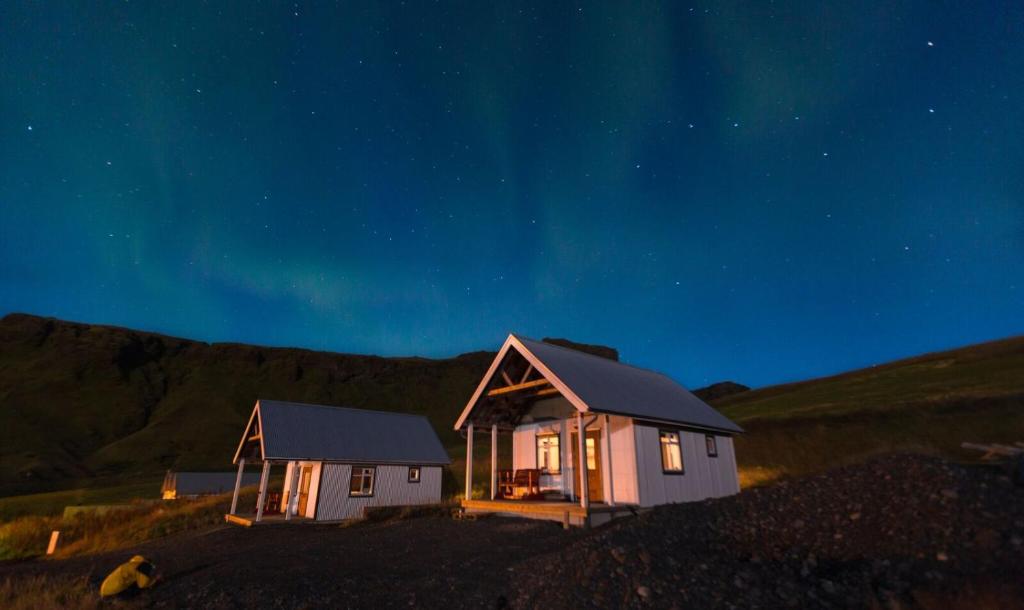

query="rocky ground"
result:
[518,454,1024,609]
[1,454,1022,609]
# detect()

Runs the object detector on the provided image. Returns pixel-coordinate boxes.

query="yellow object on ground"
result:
[99,555,156,597]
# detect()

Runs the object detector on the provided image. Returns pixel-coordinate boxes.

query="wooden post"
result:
[229,457,246,515]
[561,417,572,501]
[46,531,60,555]
[255,460,271,522]
[603,414,615,506]
[465,422,474,500]
[490,424,498,500]
[577,411,589,510]
[285,461,300,520]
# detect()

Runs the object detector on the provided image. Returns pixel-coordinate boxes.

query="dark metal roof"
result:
[164,471,260,495]
[257,400,451,465]
[516,336,743,433]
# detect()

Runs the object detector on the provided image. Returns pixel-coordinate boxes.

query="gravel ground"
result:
[517,454,1024,609]
[1,454,1022,609]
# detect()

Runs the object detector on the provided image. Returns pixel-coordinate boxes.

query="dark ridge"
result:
[692,381,750,402]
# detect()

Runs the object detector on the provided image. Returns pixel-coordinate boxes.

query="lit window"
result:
[349,466,375,496]
[706,435,718,458]
[585,437,597,470]
[659,430,684,473]
[408,466,421,483]
[536,434,560,473]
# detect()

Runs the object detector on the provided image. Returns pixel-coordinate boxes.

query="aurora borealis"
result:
[2,2,1022,387]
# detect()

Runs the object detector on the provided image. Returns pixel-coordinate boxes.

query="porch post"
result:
[464,422,474,500]
[285,461,300,520]
[603,415,615,506]
[229,457,245,515]
[561,417,573,500]
[576,411,589,510]
[490,424,498,500]
[255,460,271,522]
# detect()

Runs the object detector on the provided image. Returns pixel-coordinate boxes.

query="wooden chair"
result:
[498,469,542,499]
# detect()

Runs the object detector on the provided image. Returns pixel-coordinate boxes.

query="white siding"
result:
[314,463,443,521]
[633,424,739,508]
[608,415,639,504]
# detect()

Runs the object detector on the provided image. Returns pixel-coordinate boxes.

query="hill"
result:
[0,313,494,496]
[712,335,1024,480]
[1,312,1022,498]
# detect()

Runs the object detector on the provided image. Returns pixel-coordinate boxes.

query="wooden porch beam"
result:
[487,378,551,396]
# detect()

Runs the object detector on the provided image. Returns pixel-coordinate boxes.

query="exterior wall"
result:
[607,415,639,504]
[314,463,443,521]
[633,424,740,508]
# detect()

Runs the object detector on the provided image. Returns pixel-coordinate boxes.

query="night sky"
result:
[2,2,1022,388]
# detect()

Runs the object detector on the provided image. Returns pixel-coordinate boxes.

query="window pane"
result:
[660,431,683,472]
[586,438,597,470]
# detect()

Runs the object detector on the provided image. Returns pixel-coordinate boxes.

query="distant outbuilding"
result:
[228,400,450,523]
[161,471,260,500]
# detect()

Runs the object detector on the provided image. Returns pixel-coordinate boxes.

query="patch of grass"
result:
[0,575,101,610]
[0,490,256,560]
[0,477,163,521]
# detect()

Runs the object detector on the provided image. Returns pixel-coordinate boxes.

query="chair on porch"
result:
[498,468,542,500]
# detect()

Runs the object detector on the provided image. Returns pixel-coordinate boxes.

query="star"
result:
[927,41,934,47]
[928,108,935,113]
[26,125,33,131]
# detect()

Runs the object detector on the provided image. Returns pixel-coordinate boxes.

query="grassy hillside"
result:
[713,336,1024,481]
[1,312,1021,501]
[0,313,496,496]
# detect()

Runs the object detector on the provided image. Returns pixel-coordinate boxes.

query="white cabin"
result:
[455,335,742,527]
[227,400,450,524]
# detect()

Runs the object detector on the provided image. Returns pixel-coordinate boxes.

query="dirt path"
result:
[0,516,585,608]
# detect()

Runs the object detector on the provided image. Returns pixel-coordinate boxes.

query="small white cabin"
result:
[455,334,742,527]
[227,400,450,524]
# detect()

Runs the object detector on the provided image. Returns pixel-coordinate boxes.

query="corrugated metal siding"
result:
[633,424,739,507]
[315,463,442,521]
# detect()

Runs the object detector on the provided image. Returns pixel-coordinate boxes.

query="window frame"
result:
[658,429,685,475]
[705,434,718,458]
[348,465,376,497]
[535,433,561,474]
[408,465,421,483]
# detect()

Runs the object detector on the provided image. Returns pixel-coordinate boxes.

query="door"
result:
[570,431,603,502]
[298,466,313,517]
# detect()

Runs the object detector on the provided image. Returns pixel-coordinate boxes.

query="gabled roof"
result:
[454,334,743,434]
[235,400,451,465]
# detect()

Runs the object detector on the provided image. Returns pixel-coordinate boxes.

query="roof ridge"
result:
[257,399,430,420]
[513,333,691,388]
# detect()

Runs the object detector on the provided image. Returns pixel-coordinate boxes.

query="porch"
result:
[460,498,638,528]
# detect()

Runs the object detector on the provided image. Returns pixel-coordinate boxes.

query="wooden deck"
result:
[224,513,319,527]
[460,499,636,528]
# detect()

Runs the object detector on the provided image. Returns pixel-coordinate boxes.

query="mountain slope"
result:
[1,312,1022,497]
[713,336,1024,479]
[0,314,492,495]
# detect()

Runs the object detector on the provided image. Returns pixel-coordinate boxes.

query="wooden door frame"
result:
[570,430,603,503]
[298,465,313,517]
